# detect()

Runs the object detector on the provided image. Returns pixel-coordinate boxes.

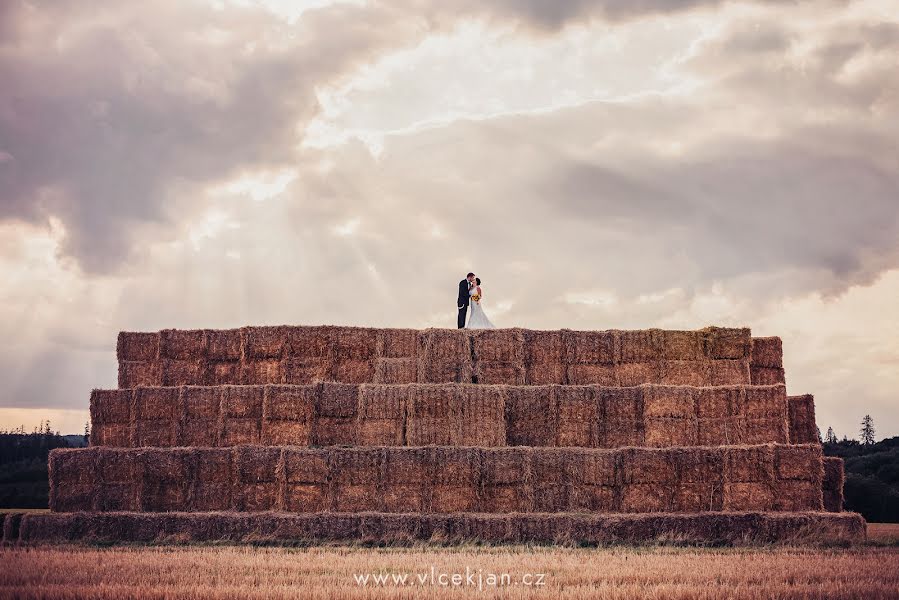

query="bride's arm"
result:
[476,286,482,302]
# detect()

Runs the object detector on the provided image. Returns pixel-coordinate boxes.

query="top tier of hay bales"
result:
[117,326,781,389]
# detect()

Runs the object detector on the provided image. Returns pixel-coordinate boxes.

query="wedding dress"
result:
[466,286,495,329]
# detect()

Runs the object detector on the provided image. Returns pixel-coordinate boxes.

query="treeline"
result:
[823,436,899,523]
[0,426,87,508]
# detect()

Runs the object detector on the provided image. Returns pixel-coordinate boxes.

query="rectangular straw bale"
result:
[206,329,242,361]
[722,482,774,511]
[619,448,676,484]
[457,386,505,446]
[179,386,221,447]
[530,447,568,485]
[335,327,378,360]
[660,360,710,386]
[566,449,616,485]
[695,386,742,418]
[117,331,160,362]
[204,360,240,385]
[160,329,206,360]
[286,326,335,359]
[472,329,525,363]
[563,330,617,364]
[504,386,556,446]
[788,394,818,444]
[724,445,775,482]
[134,387,179,446]
[91,389,131,424]
[233,446,281,511]
[525,330,562,364]
[618,329,662,363]
[620,483,673,512]
[140,449,191,511]
[602,387,642,420]
[823,457,844,512]
[702,327,751,359]
[334,358,375,384]
[481,448,532,512]
[709,359,750,385]
[283,357,332,384]
[602,420,644,448]
[567,364,617,385]
[745,385,787,419]
[751,366,786,385]
[357,385,406,445]
[533,483,569,512]
[331,448,383,512]
[92,423,131,447]
[262,385,314,445]
[240,359,283,385]
[191,448,233,511]
[775,444,823,482]
[49,449,98,511]
[431,448,480,512]
[221,386,263,445]
[316,383,358,416]
[118,360,160,388]
[676,483,722,512]
[744,418,789,444]
[285,483,329,512]
[644,417,697,447]
[673,447,723,484]
[161,359,204,386]
[661,330,705,361]
[555,386,599,447]
[284,448,329,512]
[373,358,417,384]
[243,326,289,359]
[773,479,823,511]
[313,416,357,446]
[525,361,565,385]
[382,448,431,512]
[616,362,661,386]
[569,483,617,512]
[379,328,419,359]
[418,329,470,383]
[751,336,783,368]
[406,384,460,446]
[476,361,525,385]
[697,417,747,446]
[643,385,695,418]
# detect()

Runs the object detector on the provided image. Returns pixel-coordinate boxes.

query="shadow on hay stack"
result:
[5,325,864,545]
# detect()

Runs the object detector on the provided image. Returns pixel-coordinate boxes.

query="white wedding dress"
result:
[466,286,495,329]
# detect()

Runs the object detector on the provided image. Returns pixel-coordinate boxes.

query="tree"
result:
[816,426,822,443]
[83,421,90,445]
[860,415,876,445]
[825,427,837,444]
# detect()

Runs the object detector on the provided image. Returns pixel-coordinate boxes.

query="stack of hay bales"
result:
[20,325,863,546]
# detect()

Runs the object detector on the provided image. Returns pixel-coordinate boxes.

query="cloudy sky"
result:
[1,0,897,438]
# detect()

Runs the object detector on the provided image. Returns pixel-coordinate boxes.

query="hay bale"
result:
[702,327,751,359]
[744,418,789,444]
[262,384,315,446]
[505,385,556,446]
[117,331,160,362]
[284,448,329,512]
[418,329,471,383]
[823,457,844,512]
[751,336,783,368]
[673,447,723,484]
[179,386,222,447]
[616,362,661,386]
[334,359,375,384]
[233,446,282,511]
[661,330,704,361]
[118,360,161,388]
[697,417,747,446]
[788,394,819,444]
[134,387,179,447]
[472,329,525,363]
[644,417,697,447]
[406,384,460,446]
[286,326,335,359]
[525,361,565,385]
[722,482,774,510]
[357,384,406,445]
[660,360,710,386]
[773,480,824,511]
[563,330,617,364]
[49,448,99,512]
[724,445,775,482]
[243,326,289,359]
[204,360,241,385]
[458,385,506,446]
[159,329,206,360]
[745,384,787,419]
[378,328,419,359]
[481,448,532,512]
[161,359,204,387]
[90,389,132,447]
[312,383,359,445]
[555,386,599,447]
[525,330,562,364]
[566,448,617,485]
[335,327,378,360]
[643,385,695,418]
[140,449,192,512]
[602,420,644,448]
[331,448,383,512]
[751,366,786,385]
[617,329,662,363]
[206,329,242,361]
[221,386,263,445]
[695,386,743,418]
[240,359,283,385]
[383,447,431,512]
[285,483,329,512]
[676,483,723,511]
[431,448,479,512]
[775,444,823,482]
[620,484,673,512]
[191,448,233,511]
[619,448,677,484]
[373,358,418,384]
[476,361,525,385]
[709,359,750,385]
[568,484,617,512]
[283,357,333,384]
[567,364,617,385]
[602,387,642,420]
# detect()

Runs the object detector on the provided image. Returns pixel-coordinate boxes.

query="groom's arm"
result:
[458,281,467,305]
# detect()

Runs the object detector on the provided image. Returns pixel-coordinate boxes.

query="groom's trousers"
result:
[457,305,468,329]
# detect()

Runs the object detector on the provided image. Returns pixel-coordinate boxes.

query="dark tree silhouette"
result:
[860,415,876,445]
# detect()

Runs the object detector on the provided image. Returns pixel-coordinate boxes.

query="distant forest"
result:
[0,425,87,509]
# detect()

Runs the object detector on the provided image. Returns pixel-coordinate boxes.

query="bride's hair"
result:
[476,278,481,285]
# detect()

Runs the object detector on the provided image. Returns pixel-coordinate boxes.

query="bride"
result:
[466,277,495,329]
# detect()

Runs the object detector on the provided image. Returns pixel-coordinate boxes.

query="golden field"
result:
[0,524,897,600]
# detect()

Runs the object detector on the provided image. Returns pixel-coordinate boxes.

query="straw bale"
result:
[504,386,556,446]
[118,360,160,388]
[775,444,823,482]
[643,385,695,418]
[406,384,460,446]
[335,327,378,360]
[313,417,357,446]
[283,357,332,384]
[240,359,283,385]
[262,385,314,445]
[472,329,525,363]
[751,366,786,385]
[618,329,662,363]
[773,480,823,511]
[134,384,181,419]
[135,419,177,447]
[555,386,599,447]
[283,448,329,483]
[379,328,419,358]
[602,387,642,420]
[140,449,192,511]
[476,361,525,385]
[335,484,379,512]
[384,447,432,485]
[566,448,616,485]
[91,389,131,424]
[265,421,311,446]
[530,447,568,484]
[432,448,480,511]
[697,417,747,446]
[161,359,204,386]
[482,448,531,511]
[330,448,383,485]
[695,386,742,418]
[661,330,705,361]
[724,445,775,482]
[620,483,673,512]
[568,484,617,512]
[384,482,427,512]
[676,483,723,512]
[179,386,221,446]
[50,448,98,485]
[286,326,335,359]
[99,449,137,485]
[204,360,240,385]
[673,447,723,484]
[525,330,562,364]
[744,418,789,444]
[335,358,375,384]
[525,361,565,385]
[160,329,206,360]
[243,326,289,359]
[234,446,280,483]
[616,362,661,386]
[709,359,750,385]
[567,363,617,385]
[373,358,418,384]
[660,360,710,386]
[644,417,697,447]
[619,448,676,484]
[458,386,505,446]
[117,331,160,362]
[823,457,844,512]
[787,394,818,444]
[206,329,242,360]
[418,329,471,383]
[745,384,786,419]
[533,484,569,512]
[191,448,233,511]
[285,483,329,512]
[316,383,358,416]
[601,420,644,448]
[722,482,774,511]
[702,327,751,359]
[751,336,783,368]
[357,384,406,445]
[562,330,617,365]
[482,484,532,513]
[195,447,232,483]
[93,423,131,447]
[51,481,96,512]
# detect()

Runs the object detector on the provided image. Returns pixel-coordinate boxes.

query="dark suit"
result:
[457,279,471,328]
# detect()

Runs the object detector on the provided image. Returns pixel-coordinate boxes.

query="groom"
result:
[457,272,475,328]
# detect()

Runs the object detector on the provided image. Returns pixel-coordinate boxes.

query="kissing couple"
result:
[457,272,495,329]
